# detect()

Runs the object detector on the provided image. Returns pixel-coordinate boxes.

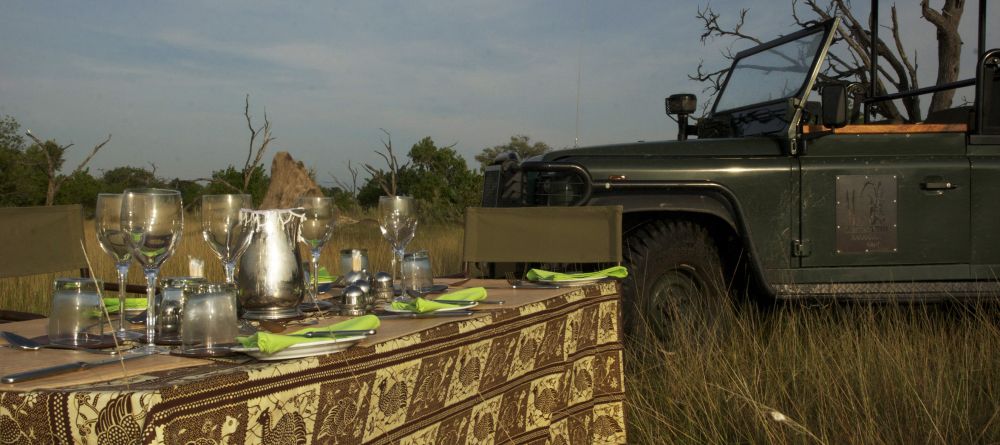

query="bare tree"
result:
[24,130,110,206]
[330,159,360,198]
[362,129,407,196]
[195,94,275,193]
[691,1,967,121]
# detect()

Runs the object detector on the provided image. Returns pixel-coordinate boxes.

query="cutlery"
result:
[2,353,151,384]
[434,299,506,305]
[377,311,476,319]
[291,329,377,338]
[2,331,119,355]
[404,290,505,305]
[446,277,473,287]
[504,272,561,289]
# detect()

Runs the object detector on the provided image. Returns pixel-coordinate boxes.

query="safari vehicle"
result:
[480,6,1000,337]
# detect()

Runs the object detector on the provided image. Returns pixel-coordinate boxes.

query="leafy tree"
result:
[167,178,206,211]
[0,117,42,206]
[359,136,481,222]
[475,135,551,170]
[205,165,269,208]
[56,169,103,215]
[100,166,165,192]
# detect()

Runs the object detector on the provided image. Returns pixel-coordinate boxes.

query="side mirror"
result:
[666,93,698,141]
[821,84,849,128]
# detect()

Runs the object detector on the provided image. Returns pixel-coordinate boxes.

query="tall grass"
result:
[626,300,1000,444]
[0,215,463,315]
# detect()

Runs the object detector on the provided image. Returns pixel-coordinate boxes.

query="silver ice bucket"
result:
[236,208,306,320]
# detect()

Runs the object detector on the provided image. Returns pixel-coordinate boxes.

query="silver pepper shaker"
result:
[340,285,366,317]
[372,272,393,307]
[352,279,372,312]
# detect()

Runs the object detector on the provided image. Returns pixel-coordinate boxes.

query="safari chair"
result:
[0,204,145,322]
[462,205,623,278]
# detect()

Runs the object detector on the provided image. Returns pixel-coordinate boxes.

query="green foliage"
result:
[358,137,482,222]
[168,178,206,211]
[99,166,165,192]
[0,116,49,206]
[56,169,103,215]
[205,165,270,208]
[475,134,551,170]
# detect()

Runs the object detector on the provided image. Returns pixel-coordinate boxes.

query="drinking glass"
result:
[296,196,337,311]
[180,283,239,356]
[95,193,142,340]
[378,196,418,283]
[49,278,104,347]
[122,188,183,353]
[401,250,433,293]
[201,194,253,284]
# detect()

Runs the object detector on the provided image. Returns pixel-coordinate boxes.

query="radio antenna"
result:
[574,0,586,147]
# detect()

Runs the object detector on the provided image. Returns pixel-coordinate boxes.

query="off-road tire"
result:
[622,219,728,346]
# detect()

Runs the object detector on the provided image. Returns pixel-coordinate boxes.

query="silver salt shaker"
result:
[372,272,393,307]
[340,285,366,317]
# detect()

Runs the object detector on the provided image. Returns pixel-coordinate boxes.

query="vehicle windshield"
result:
[714,28,827,113]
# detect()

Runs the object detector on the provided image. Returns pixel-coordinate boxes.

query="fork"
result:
[504,272,560,289]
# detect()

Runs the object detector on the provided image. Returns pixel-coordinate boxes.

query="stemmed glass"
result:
[94,193,143,340]
[121,188,183,353]
[201,194,253,284]
[296,196,337,311]
[377,196,418,284]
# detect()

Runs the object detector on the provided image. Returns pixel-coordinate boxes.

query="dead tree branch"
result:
[361,129,407,197]
[239,94,275,192]
[25,130,111,205]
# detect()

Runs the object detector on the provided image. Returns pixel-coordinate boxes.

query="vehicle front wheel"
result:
[622,219,729,346]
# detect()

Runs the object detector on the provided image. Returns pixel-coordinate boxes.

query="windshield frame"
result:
[710,19,839,116]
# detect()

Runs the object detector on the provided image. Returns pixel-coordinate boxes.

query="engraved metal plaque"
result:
[835,175,897,253]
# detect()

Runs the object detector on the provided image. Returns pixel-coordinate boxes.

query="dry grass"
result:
[0,215,463,315]
[626,299,1000,444]
[3,220,999,444]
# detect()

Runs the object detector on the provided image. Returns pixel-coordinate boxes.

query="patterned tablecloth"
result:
[0,280,626,444]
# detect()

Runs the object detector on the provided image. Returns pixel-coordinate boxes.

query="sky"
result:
[0,1,994,187]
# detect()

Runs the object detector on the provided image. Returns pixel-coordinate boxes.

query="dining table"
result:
[0,279,627,444]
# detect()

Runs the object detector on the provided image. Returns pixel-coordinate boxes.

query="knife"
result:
[291,329,378,338]
[377,311,476,319]
[432,300,506,305]
[2,353,151,384]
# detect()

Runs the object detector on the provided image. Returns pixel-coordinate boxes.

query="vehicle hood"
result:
[539,137,785,161]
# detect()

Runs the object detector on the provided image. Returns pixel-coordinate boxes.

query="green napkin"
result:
[237,315,380,354]
[103,298,147,314]
[525,266,628,281]
[390,287,487,313]
[317,267,336,283]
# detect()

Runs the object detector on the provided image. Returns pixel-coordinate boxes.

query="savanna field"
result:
[2,215,998,444]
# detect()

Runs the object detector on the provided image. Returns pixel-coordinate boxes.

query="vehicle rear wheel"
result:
[622,219,729,347]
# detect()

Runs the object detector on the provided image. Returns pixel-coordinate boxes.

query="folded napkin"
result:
[390,287,487,313]
[103,297,147,313]
[317,267,336,283]
[525,266,628,281]
[237,314,380,354]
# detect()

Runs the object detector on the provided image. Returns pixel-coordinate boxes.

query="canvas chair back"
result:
[462,206,622,276]
[0,205,88,279]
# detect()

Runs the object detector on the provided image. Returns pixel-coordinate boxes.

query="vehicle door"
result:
[797,130,970,277]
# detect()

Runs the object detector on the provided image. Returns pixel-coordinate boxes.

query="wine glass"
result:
[121,188,183,353]
[377,196,418,284]
[95,194,143,340]
[201,194,253,284]
[296,196,337,312]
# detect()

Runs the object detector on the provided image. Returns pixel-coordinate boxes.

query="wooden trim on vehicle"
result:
[802,123,968,135]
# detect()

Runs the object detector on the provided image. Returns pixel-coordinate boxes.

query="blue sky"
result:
[0,1,993,186]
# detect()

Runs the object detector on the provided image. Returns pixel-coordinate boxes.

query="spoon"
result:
[1,331,119,355]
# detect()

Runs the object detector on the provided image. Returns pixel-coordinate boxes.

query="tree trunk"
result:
[922,0,966,112]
